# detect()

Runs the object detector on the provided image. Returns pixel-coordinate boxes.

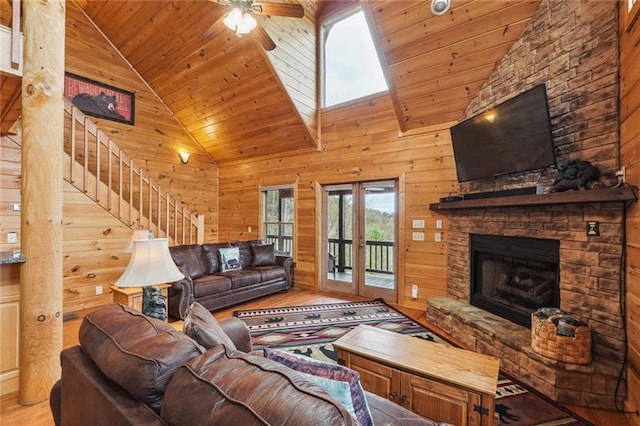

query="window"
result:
[628,0,639,30]
[322,9,388,107]
[261,186,294,257]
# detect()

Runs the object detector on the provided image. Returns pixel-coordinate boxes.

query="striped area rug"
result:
[235,299,588,426]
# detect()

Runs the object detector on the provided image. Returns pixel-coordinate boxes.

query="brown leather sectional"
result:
[168,240,293,319]
[50,304,442,425]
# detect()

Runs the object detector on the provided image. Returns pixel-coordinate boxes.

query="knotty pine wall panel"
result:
[65,3,219,241]
[0,136,21,253]
[620,2,640,420]
[62,180,134,312]
[218,93,457,310]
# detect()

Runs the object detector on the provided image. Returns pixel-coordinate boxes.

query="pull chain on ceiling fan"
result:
[216,0,304,50]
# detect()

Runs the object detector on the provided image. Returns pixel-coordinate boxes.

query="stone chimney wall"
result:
[457,0,619,195]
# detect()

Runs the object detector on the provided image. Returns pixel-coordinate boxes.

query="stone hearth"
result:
[426,201,626,409]
[426,297,621,409]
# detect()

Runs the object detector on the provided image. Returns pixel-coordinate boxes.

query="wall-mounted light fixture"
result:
[178,152,190,164]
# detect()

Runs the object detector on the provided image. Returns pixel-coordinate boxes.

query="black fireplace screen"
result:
[470,234,560,328]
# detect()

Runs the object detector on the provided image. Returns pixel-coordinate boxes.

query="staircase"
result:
[63,98,204,243]
[8,99,204,245]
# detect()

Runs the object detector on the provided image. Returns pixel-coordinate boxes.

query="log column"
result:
[19,0,66,405]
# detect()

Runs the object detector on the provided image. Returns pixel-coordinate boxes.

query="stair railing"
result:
[63,98,203,244]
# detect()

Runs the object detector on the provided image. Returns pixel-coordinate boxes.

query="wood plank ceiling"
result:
[1,0,542,163]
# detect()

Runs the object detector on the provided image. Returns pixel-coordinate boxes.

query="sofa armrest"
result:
[168,274,194,320]
[276,255,294,288]
[218,317,252,353]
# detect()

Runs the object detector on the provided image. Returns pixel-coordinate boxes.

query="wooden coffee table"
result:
[333,325,499,426]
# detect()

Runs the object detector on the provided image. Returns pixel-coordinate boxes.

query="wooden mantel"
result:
[429,185,638,211]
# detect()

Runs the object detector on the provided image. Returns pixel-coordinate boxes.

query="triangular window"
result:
[322,8,388,108]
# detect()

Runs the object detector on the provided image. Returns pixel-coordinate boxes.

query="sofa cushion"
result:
[202,243,229,274]
[161,346,357,425]
[232,240,257,269]
[251,243,276,267]
[254,265,286,282]
[170,244,207,279]
[183,302,237,351]
[223,269,262,289]
[79,304,204,412]
[264,348,373,426]
[219,247,242,272]
[192,274,232,298]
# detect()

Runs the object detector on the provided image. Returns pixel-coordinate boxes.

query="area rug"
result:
[234,299,589,426]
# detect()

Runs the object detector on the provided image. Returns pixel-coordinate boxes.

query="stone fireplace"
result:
[470,234,560,328]
[422,0,626,410]
[426,200,627,408]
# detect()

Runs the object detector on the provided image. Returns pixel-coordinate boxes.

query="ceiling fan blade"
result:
[252,24,277,51]
[252,2,304,18]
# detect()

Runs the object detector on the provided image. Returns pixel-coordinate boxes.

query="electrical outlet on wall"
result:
[96,286,103,295]
[411,284,419,299]
[7,232,18,243]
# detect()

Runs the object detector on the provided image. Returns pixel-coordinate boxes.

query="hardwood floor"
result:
[0,288,631,425]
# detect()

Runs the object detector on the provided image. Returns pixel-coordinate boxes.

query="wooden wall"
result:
[620,1,640,420]
[64,2,219,240]
[0,3,220,314]
[0,135,21,395]
[218,94,457,310]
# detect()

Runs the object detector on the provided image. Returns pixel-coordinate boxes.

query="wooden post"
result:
[19,0,66,405]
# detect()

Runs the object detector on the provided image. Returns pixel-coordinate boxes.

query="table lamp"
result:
[116,234,184,320]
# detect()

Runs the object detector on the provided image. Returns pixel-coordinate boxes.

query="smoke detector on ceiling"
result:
[431,0,451,16]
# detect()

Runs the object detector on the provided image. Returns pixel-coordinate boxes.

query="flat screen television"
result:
[450,84,556,182]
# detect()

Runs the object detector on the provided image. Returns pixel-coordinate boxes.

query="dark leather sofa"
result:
[168,240,293,319]
[50,304,442,425]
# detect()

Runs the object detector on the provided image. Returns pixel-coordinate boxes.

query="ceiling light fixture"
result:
[430,0,451,16]
[223,7,257,36]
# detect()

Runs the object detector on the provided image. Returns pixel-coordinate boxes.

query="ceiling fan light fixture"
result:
[223,7,257,36]
[237,12,257,35]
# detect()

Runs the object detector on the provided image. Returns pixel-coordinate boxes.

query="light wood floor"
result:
[0,288,631,425]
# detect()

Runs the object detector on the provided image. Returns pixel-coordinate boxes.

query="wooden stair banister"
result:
[62,98,203,244]
[9,100,204,245]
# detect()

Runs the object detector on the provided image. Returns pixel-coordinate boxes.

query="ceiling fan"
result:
[216,0,305,51]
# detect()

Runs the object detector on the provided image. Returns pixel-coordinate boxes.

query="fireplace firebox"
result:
[470,234,560,327]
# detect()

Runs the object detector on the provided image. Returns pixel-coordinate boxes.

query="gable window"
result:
[322,8,388,107]
[628,0,639,30]
[261,186,294,257]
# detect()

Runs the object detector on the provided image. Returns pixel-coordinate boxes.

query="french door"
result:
[321,180,397,302]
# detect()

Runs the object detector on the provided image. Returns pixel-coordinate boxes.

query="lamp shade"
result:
[116,238,184,287]
[122,229,153,253]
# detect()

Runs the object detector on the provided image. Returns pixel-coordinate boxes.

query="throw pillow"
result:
[251,243,276,267]
[183,302,237,350]
[219,247,242,272]
[263,348,373,426]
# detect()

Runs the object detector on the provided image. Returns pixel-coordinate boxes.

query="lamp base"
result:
[142,286,167,321]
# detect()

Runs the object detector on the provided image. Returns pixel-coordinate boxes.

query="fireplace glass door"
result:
[470,234,560,327]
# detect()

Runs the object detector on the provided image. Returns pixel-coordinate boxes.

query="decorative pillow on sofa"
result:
[169,244,207,279]
[251,243,276,267]
[183,302,237,350]
[201,243,228,274]
[219,247,242,272]
[263,348,373,426]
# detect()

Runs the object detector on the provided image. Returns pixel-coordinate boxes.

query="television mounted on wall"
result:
[450,84,556,182]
